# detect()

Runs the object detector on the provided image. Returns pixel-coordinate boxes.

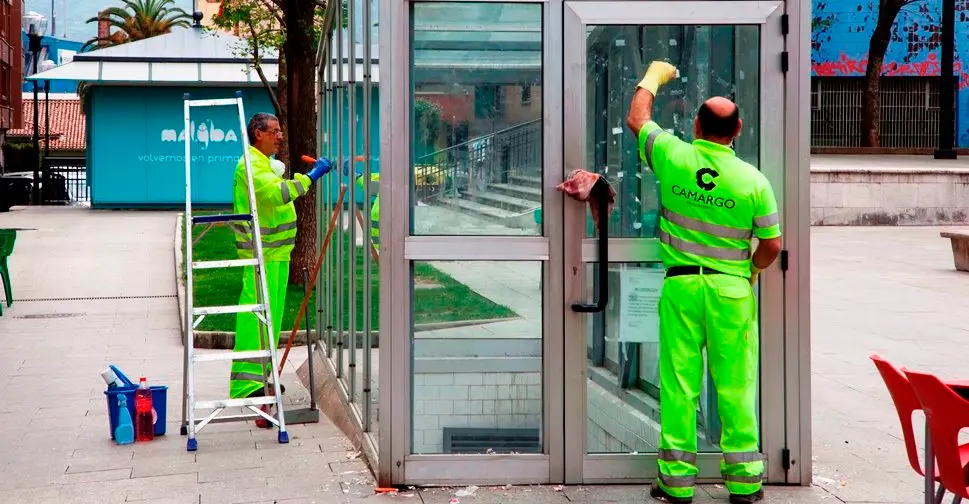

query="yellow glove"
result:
[749,265,762,286]
[637,61,679,96]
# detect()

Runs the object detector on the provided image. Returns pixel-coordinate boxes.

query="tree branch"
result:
[246,16,282,115]
[254,0,285,25]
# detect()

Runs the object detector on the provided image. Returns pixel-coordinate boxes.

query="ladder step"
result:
[195,396,278,409]
[193,304,266,316]
[192,259,260,270]
[193,349,272,363]
[192,213,253,225]
[186,98,239,107]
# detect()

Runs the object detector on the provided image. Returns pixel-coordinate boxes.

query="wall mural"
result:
[811,0,969,146]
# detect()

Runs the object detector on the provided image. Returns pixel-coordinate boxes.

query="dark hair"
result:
[697,102,740,139]
[247,113,278,144]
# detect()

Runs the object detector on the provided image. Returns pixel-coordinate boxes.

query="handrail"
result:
[416,118,541,163]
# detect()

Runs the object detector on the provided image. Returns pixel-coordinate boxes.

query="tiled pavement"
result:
[2,205,967,503]
[0,207,376,504]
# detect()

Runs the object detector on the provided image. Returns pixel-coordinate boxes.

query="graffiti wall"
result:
[812,0,969,146]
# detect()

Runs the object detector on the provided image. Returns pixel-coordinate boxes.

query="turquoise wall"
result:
[87,86,274,208]
[326,86,381,206]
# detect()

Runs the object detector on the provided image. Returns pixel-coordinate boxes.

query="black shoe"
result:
[649,482,693,504]
[729,490,764,504]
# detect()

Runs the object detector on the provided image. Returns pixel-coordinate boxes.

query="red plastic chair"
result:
[906,369,969,503]
[870,354,969,503]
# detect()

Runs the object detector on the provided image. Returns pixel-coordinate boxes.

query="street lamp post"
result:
[24,15,48,204]
[935,0,957,159]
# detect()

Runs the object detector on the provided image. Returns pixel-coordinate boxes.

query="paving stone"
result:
[57,467,133,484]
[124,497,201,504]
[420,485,571,503]
[129,456,199,478]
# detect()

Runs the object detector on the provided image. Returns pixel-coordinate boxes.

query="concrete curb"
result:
[174,213,186,345]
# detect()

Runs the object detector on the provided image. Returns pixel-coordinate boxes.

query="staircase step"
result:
[439,197,519,222]
[470,190,538,214]
[489,183,541,203]
[508,174,541,190]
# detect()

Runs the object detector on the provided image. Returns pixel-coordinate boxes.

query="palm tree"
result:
[81,0,193,51]
[78,0,193,112]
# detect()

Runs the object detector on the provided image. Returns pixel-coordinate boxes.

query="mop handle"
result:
[278,182,347,374]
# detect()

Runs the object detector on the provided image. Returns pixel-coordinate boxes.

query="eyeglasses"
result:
[260,127,283,136]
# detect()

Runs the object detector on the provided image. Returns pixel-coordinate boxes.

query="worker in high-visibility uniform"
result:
[341,158,380,243]
[355,171,380,243]
[625,61,782,504]
[230,112,333,424]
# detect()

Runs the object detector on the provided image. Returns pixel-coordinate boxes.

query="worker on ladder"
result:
[230,112,333,426]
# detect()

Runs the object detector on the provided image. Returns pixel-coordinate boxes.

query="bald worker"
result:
[626,61,782,504]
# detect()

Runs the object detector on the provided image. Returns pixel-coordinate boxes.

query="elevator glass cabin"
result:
[314,0,811,488]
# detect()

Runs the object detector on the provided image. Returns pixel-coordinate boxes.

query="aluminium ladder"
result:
[179,91,289,451]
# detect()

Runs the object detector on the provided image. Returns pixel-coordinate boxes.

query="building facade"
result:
[811,0,969,150]
[0,0,24,160]
[21,33,83,94]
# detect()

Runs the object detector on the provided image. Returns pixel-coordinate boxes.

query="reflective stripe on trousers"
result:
[721,451,765,495]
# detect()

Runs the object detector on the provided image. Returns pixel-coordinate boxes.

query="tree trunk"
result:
[277,55,289,170]
[284,0,319,285]
[861,1,903,147]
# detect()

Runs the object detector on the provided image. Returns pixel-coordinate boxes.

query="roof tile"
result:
[8,98,85,151]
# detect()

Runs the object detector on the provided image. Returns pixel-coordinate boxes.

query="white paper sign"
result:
[616,267,665,343]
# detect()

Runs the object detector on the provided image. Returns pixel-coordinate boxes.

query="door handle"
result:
[572,179,609,313]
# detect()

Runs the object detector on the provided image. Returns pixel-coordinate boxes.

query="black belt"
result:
[665,265,728,278]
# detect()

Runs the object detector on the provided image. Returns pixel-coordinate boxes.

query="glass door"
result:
[561,1,787,484]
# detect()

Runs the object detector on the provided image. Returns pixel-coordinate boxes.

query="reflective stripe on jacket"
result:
[233,146,312,261]
[637,121,781,277]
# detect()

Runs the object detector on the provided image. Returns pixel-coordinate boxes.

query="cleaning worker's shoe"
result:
[254,405,272,429]
[649,482,692,504]
[728,490,764,504]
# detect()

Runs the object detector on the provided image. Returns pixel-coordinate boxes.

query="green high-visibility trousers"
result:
[230,261,289,399]
[656,272,763,499]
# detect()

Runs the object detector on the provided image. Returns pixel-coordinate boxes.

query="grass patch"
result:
[182,213,516,332]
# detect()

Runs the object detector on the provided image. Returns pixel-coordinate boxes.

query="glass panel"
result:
[410,261,543,454]
[410,2,544,236]
[584,25,760,238]
[586,262,763,454]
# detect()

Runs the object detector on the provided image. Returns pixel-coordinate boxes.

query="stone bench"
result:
[941,229,969,272]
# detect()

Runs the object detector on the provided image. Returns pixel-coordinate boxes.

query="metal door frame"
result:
[379,0,811,487]
[382,0,565,486]
[560,0,788,485]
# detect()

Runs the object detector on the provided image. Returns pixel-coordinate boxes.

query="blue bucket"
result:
[104,365,168,439]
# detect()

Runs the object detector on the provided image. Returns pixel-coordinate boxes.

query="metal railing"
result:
[414,118,542,202]
[41,157,88,205]
[811,76,956,149]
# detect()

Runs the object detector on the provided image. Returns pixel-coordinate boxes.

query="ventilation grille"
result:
[811,76,955,149]
[442,427,542,454]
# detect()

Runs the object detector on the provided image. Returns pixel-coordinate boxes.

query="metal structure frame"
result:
[316,0,811,488]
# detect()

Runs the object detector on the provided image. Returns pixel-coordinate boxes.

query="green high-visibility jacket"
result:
[355,172,380,239]
[232,146,313,261]
[637,121,781,277]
